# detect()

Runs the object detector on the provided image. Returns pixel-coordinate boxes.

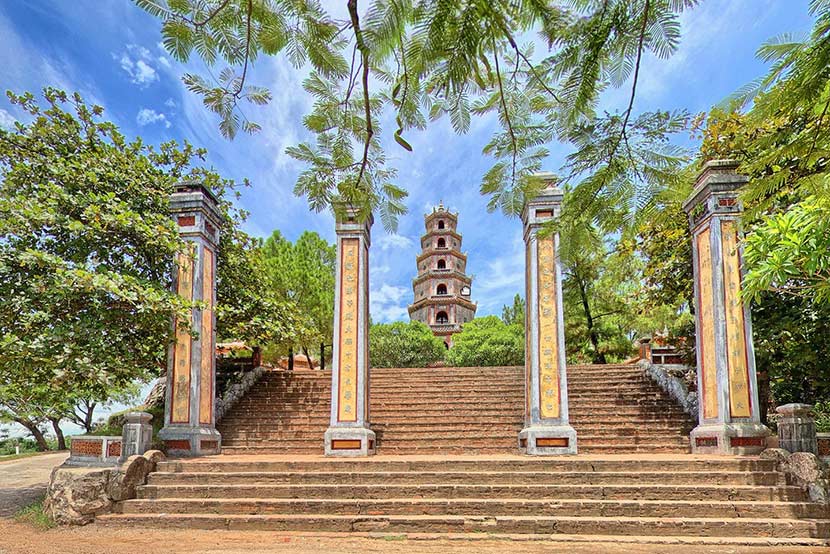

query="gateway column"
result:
[519,175,577,455]
[159,183,222,456]
[683,160,770,454]
[324,203,376,456]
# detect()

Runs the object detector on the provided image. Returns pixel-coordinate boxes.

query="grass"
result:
[14,496,55,530]
[0,451,55,463]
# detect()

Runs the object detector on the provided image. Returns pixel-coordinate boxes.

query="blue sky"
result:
[0,1,815,323]
[0,2,817,433]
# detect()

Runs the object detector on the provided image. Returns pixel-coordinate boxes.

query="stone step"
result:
[147,469,786,487]
[115,497,828,519]
[223,424,689,436]
[97,513,830,538]
[220,416,692,426]
[137,483,803,501]
[157,458,774,474]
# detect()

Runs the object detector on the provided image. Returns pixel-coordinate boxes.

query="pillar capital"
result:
[519,172,576,455]
[521,174,563,238]
[686,161,770,454]
[160,181,222,457]
[333,201,373,244]
[682,159,748,229]
[170,181,223,246]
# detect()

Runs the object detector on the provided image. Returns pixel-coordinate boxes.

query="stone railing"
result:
[641,360,698,418]
[215,365,267,422]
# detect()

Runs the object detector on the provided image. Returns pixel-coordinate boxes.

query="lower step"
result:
[98,513,830,538]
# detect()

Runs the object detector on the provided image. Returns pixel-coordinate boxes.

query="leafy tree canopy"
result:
[446,315,523,367]
[138,0,697,231]
[700,1,830,303]
[369,320,445,368]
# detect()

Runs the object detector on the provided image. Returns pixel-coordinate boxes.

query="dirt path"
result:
[0,453,67,517]
[0,521,826,554]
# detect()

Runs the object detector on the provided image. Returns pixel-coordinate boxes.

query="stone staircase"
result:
[99,456,830,545]
[98,364,830,544]
[217,364,694,455]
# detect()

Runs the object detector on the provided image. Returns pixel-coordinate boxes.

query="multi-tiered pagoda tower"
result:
[408,205,476,347]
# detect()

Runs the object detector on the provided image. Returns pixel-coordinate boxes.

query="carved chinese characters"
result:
[171,250,193,424]
[338,238,360,422]
[536,235,560,419]
[199,247,215,425]
[721,221,751,418]
[695,229,719,420]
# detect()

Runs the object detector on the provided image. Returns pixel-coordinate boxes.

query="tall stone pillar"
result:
[159,183,222,457]
[683,160,770,455]
[324,203,376,456]
[518,175,577,455]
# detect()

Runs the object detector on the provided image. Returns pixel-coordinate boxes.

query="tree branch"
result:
[347,0,373,192]
[493,41,518,189]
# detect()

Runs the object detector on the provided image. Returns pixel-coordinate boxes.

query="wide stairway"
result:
[217,364,694,454]
[99,364,830,544]
[101,456,830,545]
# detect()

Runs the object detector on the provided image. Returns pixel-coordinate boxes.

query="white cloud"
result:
[164,98,177,109]
[136,108,170,128]
[157,55,171,68]
[377,233,414,251]
[0,109,16,130]
[115,44,159,87]
[370,283,410,323]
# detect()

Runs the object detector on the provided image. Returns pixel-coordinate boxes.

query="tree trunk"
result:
[577,276,607,364]
[302,346,313,369]
[758,369,770,425]
[49,417,67,450]
[288,348,294,371]
[84,401,96,433]
[15,418,49,451]
[252,346,262,368]
[320,343,326,371]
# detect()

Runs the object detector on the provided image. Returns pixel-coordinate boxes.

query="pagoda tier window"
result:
[438,220,445,229]
[437,238,446,249]
[436,284,447,295]
[437,259,446,270]
[436,311,448,324]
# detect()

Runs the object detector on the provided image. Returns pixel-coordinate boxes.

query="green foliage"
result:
[216,225,303,350]
[814,401,830,433]
[369,320,445,368]
[261,230,336,365]
[446,316,524,367]
[701,2,830,302]
[14,496,55,530]
[0,89,193,436]
[139,0,698,231]
[501,293,525,326]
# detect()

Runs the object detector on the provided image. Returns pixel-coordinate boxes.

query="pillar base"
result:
[159,426,221,457]
[519,425,577,455]
[690,423,771,455]
[324,426,376,457]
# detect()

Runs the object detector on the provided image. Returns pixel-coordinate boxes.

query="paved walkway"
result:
[0,452,67,517]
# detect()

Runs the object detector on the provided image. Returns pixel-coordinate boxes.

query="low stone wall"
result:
[44,450,165,525]
[66,436,122,466]
[819,432,830,462]
[761,448,830,504]
[215,365,267,422]
[641,361,698,418]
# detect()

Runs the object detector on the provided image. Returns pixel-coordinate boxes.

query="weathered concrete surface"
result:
[0,452,67,517]
[0,520,828,554]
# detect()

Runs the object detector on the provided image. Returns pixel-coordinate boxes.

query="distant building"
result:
[408,204,477,347]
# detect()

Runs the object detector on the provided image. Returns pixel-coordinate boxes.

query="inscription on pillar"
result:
[338,238,359,422]
[721,220,751,418]
[537,236,560,419]
[199,247,215,424]
[696,229,718,420]
[171,250,193,424]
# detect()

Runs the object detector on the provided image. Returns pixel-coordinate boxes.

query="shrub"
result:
[369,321,446,368]
[446,316,524,367]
